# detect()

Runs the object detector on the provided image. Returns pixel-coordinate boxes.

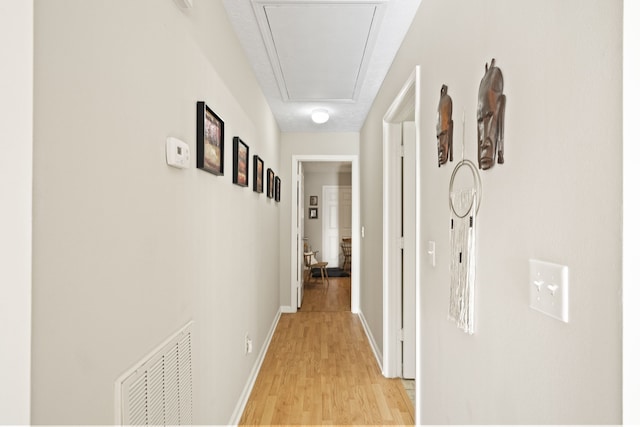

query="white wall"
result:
[303,170,351,257]
[0,0,33,424]
[279,133,358,308]
[361,0,622,423]
[32,0,280,424]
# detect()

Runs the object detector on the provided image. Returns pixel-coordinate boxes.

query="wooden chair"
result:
[341,238,352,271]
[304,251,329,288]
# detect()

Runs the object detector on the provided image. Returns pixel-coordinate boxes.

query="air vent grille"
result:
[117,322,193,425]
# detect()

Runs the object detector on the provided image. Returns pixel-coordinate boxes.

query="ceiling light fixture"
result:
[311,108,329,124]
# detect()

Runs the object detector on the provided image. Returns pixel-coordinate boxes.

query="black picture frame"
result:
[266,168,275,199]
[232,137,249,187]
[275,176,281,202]
[196,101,224,176]
[310,195,318,206]
[309,207,318,219]
[253,155,264,193]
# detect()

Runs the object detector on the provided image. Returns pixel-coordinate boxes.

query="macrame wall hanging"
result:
[448,113,482,334]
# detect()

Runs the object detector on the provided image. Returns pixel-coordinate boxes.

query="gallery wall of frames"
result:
[196,101,281,202]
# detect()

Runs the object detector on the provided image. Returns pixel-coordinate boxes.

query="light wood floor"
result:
[239,276,415,426]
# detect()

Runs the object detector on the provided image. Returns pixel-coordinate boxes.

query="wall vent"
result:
[116,321,193,425]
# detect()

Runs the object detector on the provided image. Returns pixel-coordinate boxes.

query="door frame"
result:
[623,1,640,422]
[382,66,422,418]
[290,155,360,313]
[296,162,305,307]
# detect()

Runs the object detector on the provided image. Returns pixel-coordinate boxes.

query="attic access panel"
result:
[253,1,387,102]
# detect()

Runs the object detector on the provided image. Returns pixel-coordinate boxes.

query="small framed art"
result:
[232,137,249,187]
[275,176,281,202]
[266,168,275,198]
[309,207,318,219]
[253,155,264,193]
[196,101,224,175]
[310,195,318,206]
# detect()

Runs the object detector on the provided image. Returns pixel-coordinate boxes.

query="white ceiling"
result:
[223,0,421,132]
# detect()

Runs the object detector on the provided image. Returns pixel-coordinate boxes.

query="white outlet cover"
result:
[427,240,436,267]
[529,259,569,322]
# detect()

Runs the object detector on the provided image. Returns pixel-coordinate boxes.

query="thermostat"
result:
[166,137,190,169]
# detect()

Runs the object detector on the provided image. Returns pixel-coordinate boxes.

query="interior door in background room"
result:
[322,186,352,268]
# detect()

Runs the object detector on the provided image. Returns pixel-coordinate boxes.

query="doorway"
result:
[290,155,360,313]
[382,67,421,415]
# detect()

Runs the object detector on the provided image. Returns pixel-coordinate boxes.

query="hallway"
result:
[239,277,414,425]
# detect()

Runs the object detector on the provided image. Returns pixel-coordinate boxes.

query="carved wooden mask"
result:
[437,84,453,167]
[477,59,506,170]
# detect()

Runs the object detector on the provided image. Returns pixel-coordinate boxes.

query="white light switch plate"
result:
[529,259,569,322]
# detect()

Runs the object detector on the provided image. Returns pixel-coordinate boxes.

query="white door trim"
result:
[290,155,360,313]
[382,66,422,421]
[382,121,403,378]
[623,1,639,423]
[296,162,304,308]
[0,2,33,422]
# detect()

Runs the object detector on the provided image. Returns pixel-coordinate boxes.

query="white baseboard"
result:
[228,308,282,426]
[358,311,383,372]
[280,305,297,314]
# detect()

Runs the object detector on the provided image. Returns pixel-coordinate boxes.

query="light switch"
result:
[529,259,569,322]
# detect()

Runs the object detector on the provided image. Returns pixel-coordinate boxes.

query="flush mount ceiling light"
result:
[311,108,330,124]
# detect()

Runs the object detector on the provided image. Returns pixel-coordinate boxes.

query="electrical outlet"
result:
[427,240,436,267]
[244,333,253,355]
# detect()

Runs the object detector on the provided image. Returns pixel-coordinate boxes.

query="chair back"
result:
[304,251,321,267]
[341,241,351,256]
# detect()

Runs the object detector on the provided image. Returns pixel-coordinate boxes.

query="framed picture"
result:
[253,155,264,193]
[232,137,249,187]
[266,168,275,198]
[196,101,224,175]
[309,207,318,219]
[275,176,281,202]
[310,195,318,206]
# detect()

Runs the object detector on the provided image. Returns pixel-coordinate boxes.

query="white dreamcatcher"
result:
[448,113,482,334]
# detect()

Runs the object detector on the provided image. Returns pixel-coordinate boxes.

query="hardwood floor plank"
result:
[239,276,414,425]
[259,395,276,425]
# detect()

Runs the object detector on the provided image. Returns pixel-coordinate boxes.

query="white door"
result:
[296,162,305,308]
[322,186,351,268]
[383,119,417,379]
[401,122,416,379]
